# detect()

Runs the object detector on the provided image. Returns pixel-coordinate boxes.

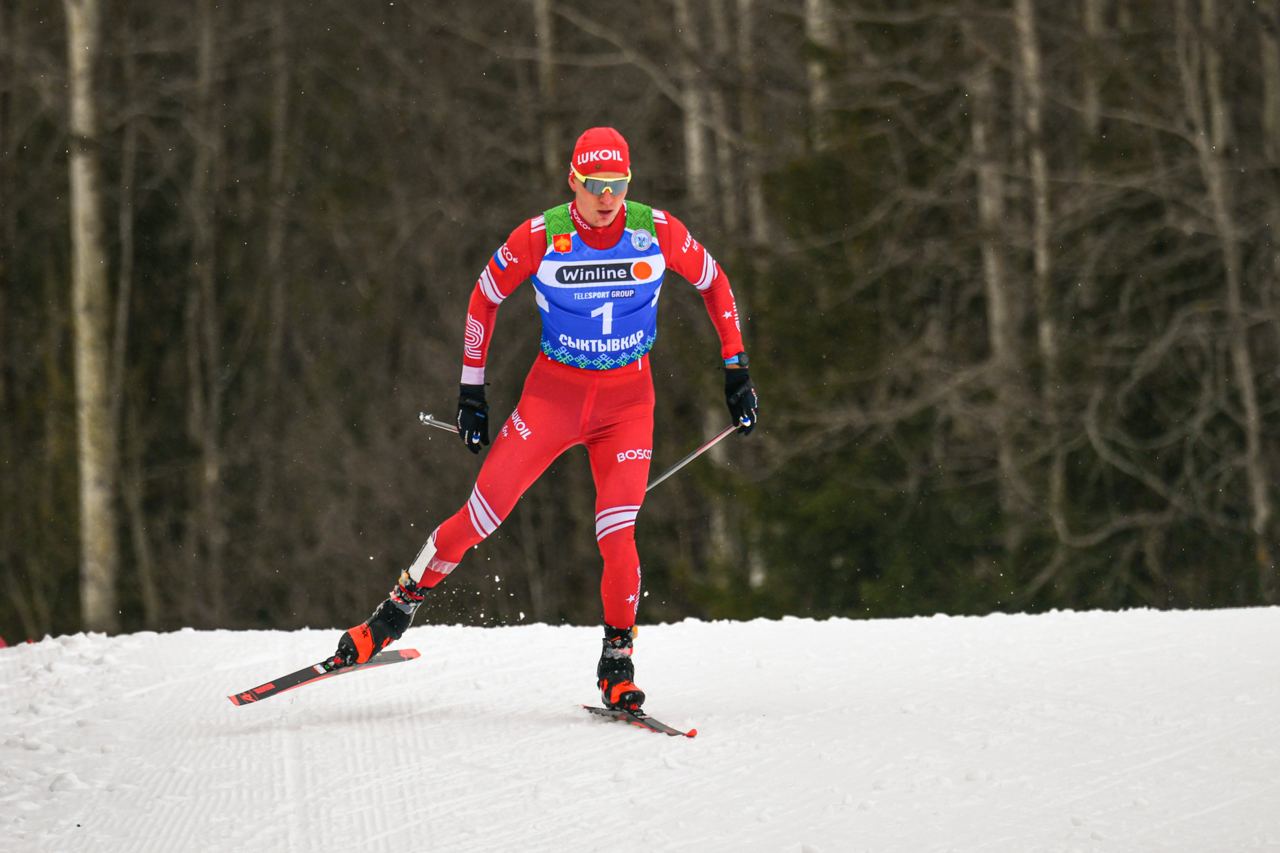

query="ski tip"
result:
[399,648,421,661]
[685,728,698,738]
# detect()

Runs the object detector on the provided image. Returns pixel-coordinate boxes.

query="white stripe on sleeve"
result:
[694,253,717,291]
[478,268,505,304]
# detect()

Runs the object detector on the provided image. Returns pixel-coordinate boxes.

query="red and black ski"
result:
[228,648,420,706]
[583,705,697,738]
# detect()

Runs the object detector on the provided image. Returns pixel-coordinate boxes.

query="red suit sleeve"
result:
[654,210,746,359]
[460,217,546,384]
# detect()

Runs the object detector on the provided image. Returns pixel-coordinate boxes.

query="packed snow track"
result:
[3,609,1278,851]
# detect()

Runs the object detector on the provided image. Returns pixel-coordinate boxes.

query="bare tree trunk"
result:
[254,0,292,543]
[674,0,731,583]
[533,0,563,185]
[702,405,736,589]
[1015,0,1066,552]
[38,260,65,634]
[114,12,153,626]
[1178,0,1274,600]
[111,11,136,462]
[804,0,837,152]
[969,53,1025,547]
[736,0,769,245]
[64,0,119,633]
[733,0,769,591]
[1260,5,1280,363]
[187,0,227,624]
[1082,0,1105,137]
[1116,0,1133,30]
[123,405,160,625]
[0,0,15,619]
[1260,5,1280,162]
[265,1,290,403]
[707,0,739,234]
[674,0,713,216]
[518,497,549,620]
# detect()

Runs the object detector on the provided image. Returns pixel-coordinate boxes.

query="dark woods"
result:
[3,1,1279,639]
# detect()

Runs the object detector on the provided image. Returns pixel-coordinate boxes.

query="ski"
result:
[228,648,420,706]
[583,705,698,738]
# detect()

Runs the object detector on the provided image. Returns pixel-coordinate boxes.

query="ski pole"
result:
[418,411,736,493]
[418,412,460,434]
[642,424,736,493]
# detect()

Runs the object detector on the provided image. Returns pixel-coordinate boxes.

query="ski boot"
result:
[333,570,428,667]
[597,624,645,711]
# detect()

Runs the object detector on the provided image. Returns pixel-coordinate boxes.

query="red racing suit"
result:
[406,200,745,628]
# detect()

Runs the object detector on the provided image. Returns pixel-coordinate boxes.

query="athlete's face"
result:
[569,170,628,228]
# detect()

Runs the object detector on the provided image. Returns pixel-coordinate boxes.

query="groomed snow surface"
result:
[3,608,1279,852]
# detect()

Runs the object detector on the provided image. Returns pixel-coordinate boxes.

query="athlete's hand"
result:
[457,384,490,453]
[724,367,758,435]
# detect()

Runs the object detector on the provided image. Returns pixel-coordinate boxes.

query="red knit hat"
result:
[570,127,630,176]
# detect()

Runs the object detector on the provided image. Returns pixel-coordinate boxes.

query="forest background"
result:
[4,0,1280,641]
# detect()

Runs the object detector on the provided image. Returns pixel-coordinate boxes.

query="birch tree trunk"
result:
[969,54,1025,546]
[1179,0,1274,600]
[674,0,729,581]
[674,0,713,216]
[64,0,119,632]
[1015,0,1066,549]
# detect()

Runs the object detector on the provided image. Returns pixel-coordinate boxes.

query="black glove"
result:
[456,384,490,453]
[724,367,759,435]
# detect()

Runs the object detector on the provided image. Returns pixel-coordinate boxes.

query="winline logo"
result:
[555,261,653,285]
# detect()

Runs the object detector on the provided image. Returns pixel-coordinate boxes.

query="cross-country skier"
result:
[333,127,758,712]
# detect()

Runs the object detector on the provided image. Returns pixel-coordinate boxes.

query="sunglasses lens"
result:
[583,176,629,195]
